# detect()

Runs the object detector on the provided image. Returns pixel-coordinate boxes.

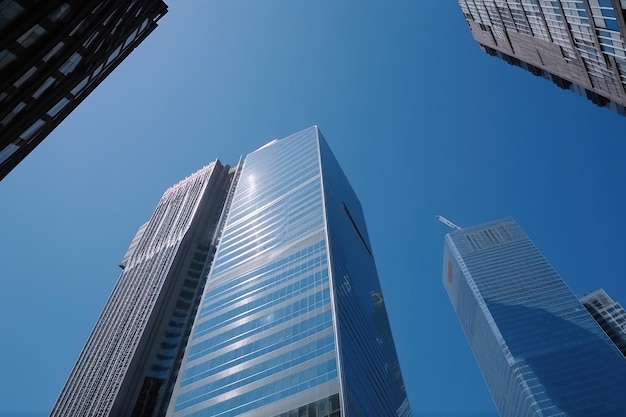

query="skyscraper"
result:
[457,1,626,116]
[442,218,626,417]
[0,0,167,180]
[581,288,626,357]
[52,127,411,417]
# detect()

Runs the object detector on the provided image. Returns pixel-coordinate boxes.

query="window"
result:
[0,101,25,125]
[0,0,24,30]
[47,97,70,117]
[13,66,37,88]
[105,45,123,65]
[0,143,19,164]
[17,24,47,48]
[20,119,45,141]
[33,77,56,99]
[43,41,64,62]
[0,48,16,70]
[59,52,82,75]
[70,77,89,96]
[124,28,139,48]
[49,3,70,22]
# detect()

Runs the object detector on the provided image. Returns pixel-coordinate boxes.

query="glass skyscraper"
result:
[457,0,626,116]
[52,126,411,417]
[443,218,626,417]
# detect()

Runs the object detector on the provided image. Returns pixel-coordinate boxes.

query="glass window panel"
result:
[105,45,122,65]
[0,143,19,164]
[0,0,24,30]
[13,66,36,87]
[70,77,88,96]
[59,52,82,75]
[33,77,55,99]
[20,119,45,141]
[124,28,139,48]
[43,41,64,62]
[49,3,70,22]
[0,48,16,70]
[17,24,47,48]
[0,101,26,125]
[47,97,69,117]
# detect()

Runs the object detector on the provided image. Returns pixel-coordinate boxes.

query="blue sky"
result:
[2,1,626,416]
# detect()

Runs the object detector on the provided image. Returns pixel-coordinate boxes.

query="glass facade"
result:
[168,127,411,417]
[169,128,338,417]
[443,218,626,417]
[458,0,626,116]
[53,127,411,417]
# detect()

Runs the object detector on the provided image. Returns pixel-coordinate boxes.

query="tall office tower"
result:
[52,126,412,417]
[581,288,626,357]
[0,0,167,180]
[52,161,235,417]
[457,1,626,116]
[442,218,626,417]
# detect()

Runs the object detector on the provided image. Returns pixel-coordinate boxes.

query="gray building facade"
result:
[458,0,626,116]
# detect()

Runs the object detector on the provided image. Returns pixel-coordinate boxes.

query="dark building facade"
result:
[458,0,626,116]
[0,0,167,180]
[51,127,412,417]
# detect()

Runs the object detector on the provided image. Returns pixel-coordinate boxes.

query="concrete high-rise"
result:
[457,1,626,116]
[0,0,167,180]
[52,127,412,417]
[442,218,626,417]
[581,288,626,357]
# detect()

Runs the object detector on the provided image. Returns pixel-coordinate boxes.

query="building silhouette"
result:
[581,288,626,358]
[457,0,626,116]
[0,0,167,180]
[442,218,626,417]
[52,127,412,417]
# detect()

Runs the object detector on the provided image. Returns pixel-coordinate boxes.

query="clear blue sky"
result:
[1,1,626,416]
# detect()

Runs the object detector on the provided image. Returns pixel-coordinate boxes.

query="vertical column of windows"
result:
[507,0,533,35]
[476,0,495,26]
[466,0,482,22]
[521,0,551,40]
[586,1,626,91]
[484,1,509,40]
[458,0,472,19]
[557,1,625,95]
[539,1,576,57]
[495,0,517,31]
